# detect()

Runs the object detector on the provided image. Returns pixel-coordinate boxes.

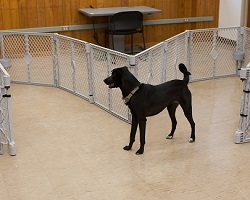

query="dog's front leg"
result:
[136,120,146,155]
[123,114,138,151]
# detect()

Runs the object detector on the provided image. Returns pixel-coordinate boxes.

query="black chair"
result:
[105,11,146,54]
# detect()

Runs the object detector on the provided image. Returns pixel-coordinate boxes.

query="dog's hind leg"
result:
[124,114,138,151]
[180,97,195,143]
[183,109,195,142]
[185,109,195,143]
[166,102,179,139]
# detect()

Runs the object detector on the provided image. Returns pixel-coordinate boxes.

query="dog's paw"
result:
[123,146,132,151]
[135,149,144,155]
[166,135,173,139]
[189,138,195,143]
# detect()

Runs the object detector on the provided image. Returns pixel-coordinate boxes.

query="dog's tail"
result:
[179,63,191,84]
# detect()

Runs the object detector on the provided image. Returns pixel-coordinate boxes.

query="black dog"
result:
[103,63,195,155]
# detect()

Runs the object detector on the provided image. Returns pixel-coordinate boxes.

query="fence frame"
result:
[0,62,16,156]
[2,26,250,154]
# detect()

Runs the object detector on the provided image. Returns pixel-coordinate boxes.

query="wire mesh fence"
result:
[235,27,250,144]
[1,33,56,85]
[1,26,250,152]
[0,62,16,156]
[135,32,188,85]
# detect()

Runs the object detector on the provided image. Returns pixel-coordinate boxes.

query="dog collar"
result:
[123,85,140,105]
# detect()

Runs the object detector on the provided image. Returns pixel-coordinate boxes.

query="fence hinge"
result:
[240,67,250,80]
[185,30,191,38]
[53,33,58,42]
[243,90,250,93]
[129,55,136,66]
[2,94,11,98]
[240,27,245,35]
[86,43,91,54]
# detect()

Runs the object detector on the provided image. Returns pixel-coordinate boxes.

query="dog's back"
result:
[139,63,191,105]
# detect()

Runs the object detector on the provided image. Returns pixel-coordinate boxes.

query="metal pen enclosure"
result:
[1,27,250,155]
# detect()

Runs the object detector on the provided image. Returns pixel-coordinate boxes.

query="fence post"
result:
[211,30,218,78]
[185,30,191,75]
[52,34,58,87]
[24,34,32,83]
[235,65,250,143]
[237,27,245,51]
[237,28,244,71]
[0,33,4,58]
[129,55,136,72]
[160,41,168,83]
[70,41,76,92]
[234,27,245,74]
[127,55,137,123]
[86,43,94,104]
[3,75,16,155]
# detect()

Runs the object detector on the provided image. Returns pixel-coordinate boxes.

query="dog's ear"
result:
[113,66,129,76]
[121,66,129,72]
[121,66,128,69]
[113,67,124,75]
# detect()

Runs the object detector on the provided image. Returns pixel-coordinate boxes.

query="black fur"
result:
[104,63,195,155]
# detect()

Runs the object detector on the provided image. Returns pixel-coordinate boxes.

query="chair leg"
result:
[105,33,107,48]
[131,34,133,55]
[142,31,146,50]
[112,34,115,50]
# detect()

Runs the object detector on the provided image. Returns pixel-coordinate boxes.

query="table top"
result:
[79,6,161,17]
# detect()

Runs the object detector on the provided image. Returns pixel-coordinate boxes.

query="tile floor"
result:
[1,76,250,200]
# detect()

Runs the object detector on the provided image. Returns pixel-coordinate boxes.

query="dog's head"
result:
[103,66,128,88]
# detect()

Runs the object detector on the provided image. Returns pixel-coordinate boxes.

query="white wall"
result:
[218,0,247,28]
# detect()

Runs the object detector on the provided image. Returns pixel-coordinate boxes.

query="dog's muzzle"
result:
[108,83,115,88]
[104,77,116,88]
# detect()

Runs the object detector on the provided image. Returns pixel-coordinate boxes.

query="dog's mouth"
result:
[104,77,116,88]
[108,83,115,88]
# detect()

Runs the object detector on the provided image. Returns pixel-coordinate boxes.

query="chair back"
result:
[109,11,143,31]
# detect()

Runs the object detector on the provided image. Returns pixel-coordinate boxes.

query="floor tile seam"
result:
[30,144,62,200]
[166,159,216,200]
[133,160,197,200]
[233,183,250,199]
[65,146,116,200]
[1,176,14,200]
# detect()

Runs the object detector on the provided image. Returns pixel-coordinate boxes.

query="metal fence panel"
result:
[189,28,240,81]
[215,28,239,76]
[72,41,89,98]
[139,43,165,84]
[135,42,165,85]
[0,27,247,150]
[1,33,55,85]
[28,34,55,84]
[235,66,250,143]
[91,44,130,121]
[164,33,187,81]
[0,64,16,155]
[244,27,250,68]
[135,32,188,85]
[56,35,90,100]
[190,30,215,80]
[56,36,74,91]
